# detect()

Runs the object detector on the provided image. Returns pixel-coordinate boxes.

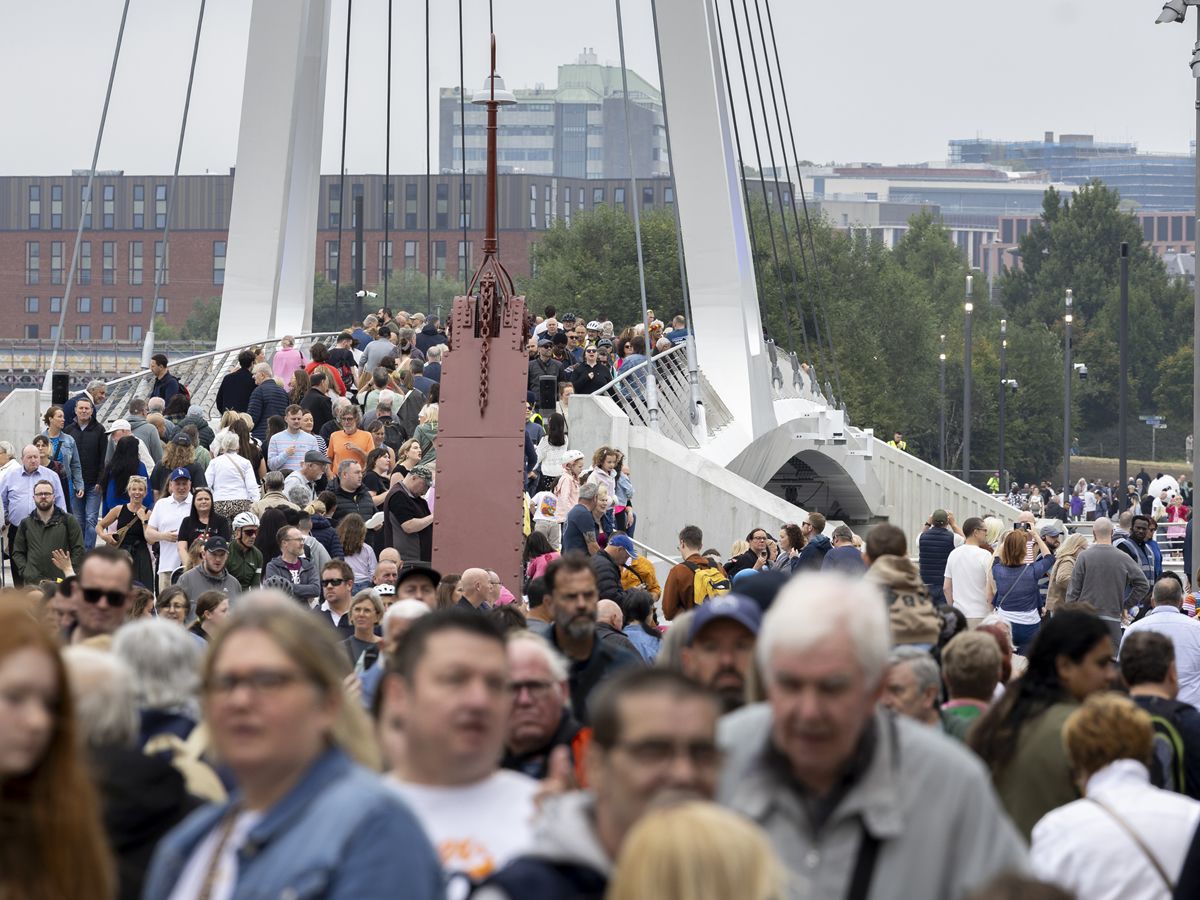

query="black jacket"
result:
[301,387,334,434]
[591,550,627,606]
[65,418,108,486]
[528,357,566,391]
[415,323,448,355]
[501,709,586,780]
[570,362,612,395]
[548,627,641,725]
[150,371,183,406]
[215,367,256,414]
[309,514,344,559]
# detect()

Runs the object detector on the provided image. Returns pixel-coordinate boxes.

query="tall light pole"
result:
[1063,289,1073,506]
[939,333,947,470]
[998,318,1008,492]
[962,276,974,484]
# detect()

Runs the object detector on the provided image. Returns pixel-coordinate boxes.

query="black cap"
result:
[397,564,442,588]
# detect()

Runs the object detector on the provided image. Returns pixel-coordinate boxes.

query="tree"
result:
[181,296,220,341]
[311,271,460,332]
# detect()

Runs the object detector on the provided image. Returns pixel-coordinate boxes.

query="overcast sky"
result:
[2,0,1197,176]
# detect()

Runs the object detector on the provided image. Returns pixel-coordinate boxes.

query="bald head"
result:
[1017,510,1035,526]
[596,599,624,630]
[1092,517,1114,543]
[460,568,491,607]
[379,547,402,567]
[21,444,40,472]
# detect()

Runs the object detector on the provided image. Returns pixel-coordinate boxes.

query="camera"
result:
[1018,522,1031,531]
[1074,363,1088,380]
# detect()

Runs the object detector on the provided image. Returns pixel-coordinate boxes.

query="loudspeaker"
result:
[537,376,558,414]
[51,372,69,405]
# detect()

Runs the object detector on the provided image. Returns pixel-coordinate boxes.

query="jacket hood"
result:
[523,791,612,876]
[868,555,940,645]
[808,533,832,550]
[310,515,334,530]
[420,323,438,334]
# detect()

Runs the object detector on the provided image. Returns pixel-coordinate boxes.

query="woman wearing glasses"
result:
[96,474,155,590]
[143,601,443,899]
[0,600,114,900]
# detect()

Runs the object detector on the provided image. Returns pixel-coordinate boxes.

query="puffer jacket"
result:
[867,554,941,646]
[309,514,344,560]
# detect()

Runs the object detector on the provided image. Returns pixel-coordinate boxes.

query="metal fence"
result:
[765,339,833,406]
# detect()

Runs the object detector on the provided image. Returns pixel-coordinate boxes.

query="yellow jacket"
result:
[621,556,661,600]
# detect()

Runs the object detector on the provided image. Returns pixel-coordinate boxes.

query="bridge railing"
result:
[764,339,835,406]
[595,343,734,449]
[98,333,343,425]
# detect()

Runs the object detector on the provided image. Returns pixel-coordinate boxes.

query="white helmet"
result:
[586,321,601,331]
[233,511,260,531]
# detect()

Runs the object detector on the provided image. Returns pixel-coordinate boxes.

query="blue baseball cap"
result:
[169,467,192,482]
[608,534,637,558]
[687,593,762,646]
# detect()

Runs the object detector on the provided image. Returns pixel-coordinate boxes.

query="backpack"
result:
[685,560,731,605]
[377,417,406,452]
[177,381,191,403]
[1148,712,1187,794]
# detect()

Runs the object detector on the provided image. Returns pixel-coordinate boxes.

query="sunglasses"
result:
[241,528,259,537]
[81,587,127,607]
[321,578,347,587]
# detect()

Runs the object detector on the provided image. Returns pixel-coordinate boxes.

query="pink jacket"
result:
[526,551,560,583]
[272,347,305,386]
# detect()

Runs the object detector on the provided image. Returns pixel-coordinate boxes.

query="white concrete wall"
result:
[0,390,46,447]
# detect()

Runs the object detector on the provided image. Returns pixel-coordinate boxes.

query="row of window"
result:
[28,184,167,230]
[23,296,167,315]
[22,240,228,287]
[323,240,472,282]
[327,183,473,232]
[22,323,151,341]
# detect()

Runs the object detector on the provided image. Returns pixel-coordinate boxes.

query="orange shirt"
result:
[327,428,375,471]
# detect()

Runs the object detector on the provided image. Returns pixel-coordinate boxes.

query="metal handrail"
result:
[98,331,343,424]
[629,536,680,566]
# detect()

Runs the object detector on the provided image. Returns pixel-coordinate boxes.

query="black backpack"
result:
[1148,708,1187,794]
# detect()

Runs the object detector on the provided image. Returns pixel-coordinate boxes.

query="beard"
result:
[560,615,595,642]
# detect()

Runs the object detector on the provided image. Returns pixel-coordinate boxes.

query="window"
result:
[404,183,418,229]
[213,241,226,285]
[49,325,60,340]
[433,241,446,279]
[384,183,395,228]
[50,242,64,285]
[28,185,41,228]
[102,185,115,229]
[77,296,91,314]
[1016,220,1028,240]
[642,187,654,207]
[24,325,38,339]
[614,187,625,209]
[593,187,605,205]
[563,188,571,226]
[154,297,167,314]
[1001,220,1013,244]
[24,297,38,313]
[100,324,115,341]
[50,296,62,313]
[328,183,342,229]
[351,183,363,226]
[102,242,115,285]
[544,185,552,228]
[325,241,339,282]
[51,185,63,229]
[459,183,472,228]
[154,241,169,285]
[101,297,115,314]
[1172,216,1183,242]
[79,241,91,285]
[1190,217,1197,243]
[530,185,537,228]
[1143,217,1155,243]
[403,240,418,271]
[129,242,143,285]
[457,240,472,276]
[76,324,91,341]
[1158,216,1169,242]
[132,185,145,229]
[378,241,393,281]
[80,186,92,229]
[128,324,143,342]
[664,187,674,205]
[155,185,167,229]
[25,242,40,285]
[350,243,358,282]
[128,297,143,314]
[436,183,449,229]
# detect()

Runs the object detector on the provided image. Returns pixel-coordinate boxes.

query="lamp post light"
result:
[1063,289,1073,507]
[939,333,947,470]
[998,318,1008,493]
[962,276,974,485]
[1153,0,1200,580]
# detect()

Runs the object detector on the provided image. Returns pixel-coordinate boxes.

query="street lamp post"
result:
[998,318,1007,492]
[962,276,973,485]
[939,334,947,470]
[1063,289,1073,507]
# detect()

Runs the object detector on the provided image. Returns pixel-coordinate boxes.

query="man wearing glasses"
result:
[570,346,612,396]
[263,526,321,605]
[145,468,193,595]
[67,545,133,644]
[943,516,996,627]
[12,478,84,585]
[318,560,356,638]
[0,444,67,586]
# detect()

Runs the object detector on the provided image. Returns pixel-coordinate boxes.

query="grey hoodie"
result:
[127,414,164,466]
[472,792,611,900]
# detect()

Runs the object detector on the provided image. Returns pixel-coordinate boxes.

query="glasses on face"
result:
[81,587,127,607]
[33,492,55,499]
[241,528,258,537]
[508,679,555,699]
[321,578,346,588]
[204,669,307,696]
[160,602,188,613]
[613,738,721,769]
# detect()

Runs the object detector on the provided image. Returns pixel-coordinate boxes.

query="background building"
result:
[439,49,667,179]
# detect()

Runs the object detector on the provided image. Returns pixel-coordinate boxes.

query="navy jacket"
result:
[247,379,291,441]
[795,533,832,570]
[215,367,256,414]
[918,526,956,600]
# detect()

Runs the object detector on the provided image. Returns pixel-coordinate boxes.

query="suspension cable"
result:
[762,0,843,404]
[614,0,659,428]
[737,0,810,368]
[45,0,132,389]
[718,0,794,352]
[332,0,353,315]
[384,0,393,307]
[141,0,208,367]
[425,0,432,315]
[458,0,469,293]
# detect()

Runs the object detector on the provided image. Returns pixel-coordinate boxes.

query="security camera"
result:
[355,290,378,299]
[1074,363,1088,380]
[1002,378,1018,393]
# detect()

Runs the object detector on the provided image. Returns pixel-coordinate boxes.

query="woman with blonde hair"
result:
[97,473,156,589]
[0,599,115,900]
[608,801,784,900]
[1046,533,1088,613]
[143,600,443,898]
[205,430,258,519]
[414,403,438,465]
[983,516,1006,549]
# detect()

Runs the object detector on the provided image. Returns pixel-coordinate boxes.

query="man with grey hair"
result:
[126,397,164,466]
[1066,516,1151,646]
[561,482,601,556]
[251,470,297,517]
[821,524,865,574]
[881,646,943,728]
[719,571,1026,896]
[423,343,444,383]
[1,445,67,583]
[1121,576,1200,709]
[246,361,290,441]
[501,631,587,781]
[284,450,328,505]
[112,618,203,741]
[361,389,396,431]
[385,466,433,564]
[65,378,108,427]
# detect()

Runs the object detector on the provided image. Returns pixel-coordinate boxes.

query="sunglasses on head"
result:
[81,587,127,607]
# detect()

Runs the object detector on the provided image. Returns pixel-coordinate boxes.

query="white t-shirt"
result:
[944,544,993,620]
[389,769,538,898]
[148,494,192,573]
[167,810,264,900]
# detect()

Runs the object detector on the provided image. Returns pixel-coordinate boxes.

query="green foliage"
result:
[312,271,461,332]
[153,315,180,342]
[181,297,220,341]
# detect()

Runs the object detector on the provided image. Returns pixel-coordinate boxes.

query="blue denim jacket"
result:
[142,747,445,900]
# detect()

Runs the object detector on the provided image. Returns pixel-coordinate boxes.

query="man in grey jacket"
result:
[1065,516,1151,646]
[177,536,242,605]
[718,570,1027,898]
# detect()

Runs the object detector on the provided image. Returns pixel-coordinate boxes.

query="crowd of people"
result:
[2,305,1200,899]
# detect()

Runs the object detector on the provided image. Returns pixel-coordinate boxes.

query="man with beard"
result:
[12,478,84,585]
[681,593,761,713]
[383,611,539,895]
[67,545,133,644]
[544,554,641,724]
